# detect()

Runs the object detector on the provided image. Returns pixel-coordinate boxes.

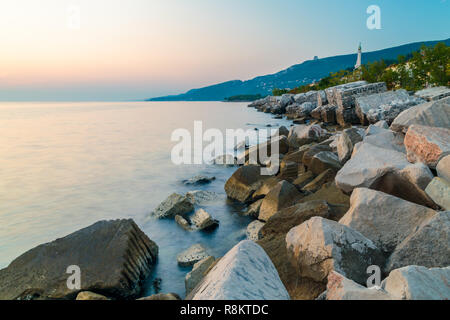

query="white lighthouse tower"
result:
[354,43,362,70]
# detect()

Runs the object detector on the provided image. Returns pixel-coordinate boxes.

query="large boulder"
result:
[355,89,424,125]
[258,181,302,221]
[186,190,220,205]
[325,271,392,300]
[336,127,364,163]
[390,96,450,133]
[240,135,289,165]
[151,193,194,219]
[188,241,290,300]
[286,217,384,285]
[404,125,450,169]
[339,188,437,254]
[386,211,450,272]
[224,165,270,203]
[382,265,450,300]
[425,177,450,210]
[0,219,158,300]
[185,256,215,295]
[287,124,329,148]
[257,201,331,300]
[437,155,450,182]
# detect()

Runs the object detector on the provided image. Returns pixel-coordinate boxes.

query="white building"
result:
[354,43,362,70]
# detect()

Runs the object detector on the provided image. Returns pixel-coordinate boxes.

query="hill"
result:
[148,38,450,101]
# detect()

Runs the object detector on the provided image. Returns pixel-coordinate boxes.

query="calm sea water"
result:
[0,101,291,298]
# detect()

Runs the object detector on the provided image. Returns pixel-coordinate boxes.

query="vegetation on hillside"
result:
[224,94,262,102]
[272,42,449,96]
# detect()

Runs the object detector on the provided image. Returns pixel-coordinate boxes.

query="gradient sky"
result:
[0,0,449,101]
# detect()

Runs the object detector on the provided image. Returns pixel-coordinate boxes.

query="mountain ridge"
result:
[148,38,450,101]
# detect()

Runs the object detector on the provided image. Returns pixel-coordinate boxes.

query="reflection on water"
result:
[0,101,291,297]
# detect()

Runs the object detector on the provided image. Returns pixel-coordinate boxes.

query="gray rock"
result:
[287,124,329,148]
[355,89,424,125]
[326,271,392,300]
[185,256,215,295]
[339,188,437,254]
[308,151,341,175]
[414,86,450,101]
[246,220,265,241]
[382,265,450,300]
[175,215,191,231]
[386,211,450,272]
[0,219,158,300]
[188,240,290,300]
[336,128,364,163]
[425,178,450,210]
[437,155,450,182]
[286,216,384,285]
[152,193,194,219]
[177,244,210,267]
[390,96,450,133]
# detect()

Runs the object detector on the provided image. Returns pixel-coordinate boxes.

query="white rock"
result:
[177,244,209,267]
[189,240,290,300]
[425,177,450,210]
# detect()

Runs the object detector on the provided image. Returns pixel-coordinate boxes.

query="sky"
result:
[0,0,449,101]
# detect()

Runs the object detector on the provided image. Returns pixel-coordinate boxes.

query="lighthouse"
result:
[355,43,362,70]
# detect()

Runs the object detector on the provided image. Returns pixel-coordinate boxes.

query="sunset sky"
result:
[0,0,449,101]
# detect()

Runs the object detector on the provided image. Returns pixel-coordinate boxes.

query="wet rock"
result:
[390,96,450,133]
[185,256,215,295]
[0,219,158,300]
[175,215,191,231]
[246,220,265,241]
[224,165,270,203]
[191,209,219,231]
[308,151,341,175]
[339,188,437,254]
[243,199,263,218]
[382,265,450,300]
[425,178,450,210]
[258,181,302,221]
[336,127,364,163]
[186,190,220,205]
[325,271,391,300]
[152,193,194,219]
[177,244,209,267]
[286,217,384,285]
[138,293,181,300]
[386,211,450,272]
[355,89,424,125]
[76,291,110,300]
[404,125,450,169]
[183,175,216,185]
[188,241,290,300]
[414,86,450,101]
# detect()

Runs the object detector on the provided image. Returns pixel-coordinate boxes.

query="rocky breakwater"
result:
[0,219,158,300]
[227,83,450,300]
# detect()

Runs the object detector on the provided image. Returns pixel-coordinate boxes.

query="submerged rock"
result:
[0,219,158,300]
[188,241,290,300]
[177,244,210,267]
[191,209,219,231]
[186,190,220,205]
[183,175,216,185]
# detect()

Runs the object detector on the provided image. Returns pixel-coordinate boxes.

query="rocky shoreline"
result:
[0,84,449,300]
